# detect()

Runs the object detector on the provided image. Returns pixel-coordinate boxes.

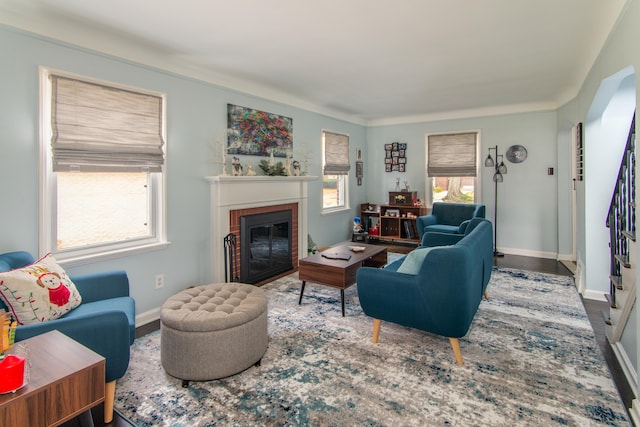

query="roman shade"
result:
[51,75,165,172]
[427,132,477,177]
[323,130,350,175]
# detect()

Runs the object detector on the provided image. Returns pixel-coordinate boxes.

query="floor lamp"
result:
[484,146,507,257]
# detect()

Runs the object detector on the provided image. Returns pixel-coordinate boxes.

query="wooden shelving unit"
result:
[360,195,427,244]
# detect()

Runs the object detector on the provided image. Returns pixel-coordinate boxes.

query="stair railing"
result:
[606,113,636,312]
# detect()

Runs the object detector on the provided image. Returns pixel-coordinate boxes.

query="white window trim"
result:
[424,130,483,207]
[321,129,351,214]
[321,174,351,215]
[38,66,169,267]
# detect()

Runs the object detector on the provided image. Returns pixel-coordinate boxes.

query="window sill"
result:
[55,241,171,268]
[321,206,351,216]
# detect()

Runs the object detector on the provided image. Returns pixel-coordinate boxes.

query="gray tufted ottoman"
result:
[160,282,268,387]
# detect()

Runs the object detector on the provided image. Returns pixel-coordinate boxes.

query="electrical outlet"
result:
[155,274,164,289]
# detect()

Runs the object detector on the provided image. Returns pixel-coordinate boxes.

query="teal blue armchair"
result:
[416,202,485,238]
[356,219,493,365]
[421,218,493,297]
[0,251,135,423]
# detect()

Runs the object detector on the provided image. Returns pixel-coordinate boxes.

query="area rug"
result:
[115,267,629,426]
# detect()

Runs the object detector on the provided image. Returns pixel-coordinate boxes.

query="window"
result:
[426,132,478,204]
[40,68,167,264]
[322,130,350,211]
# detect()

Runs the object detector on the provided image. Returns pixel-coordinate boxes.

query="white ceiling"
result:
[0,0,628,125]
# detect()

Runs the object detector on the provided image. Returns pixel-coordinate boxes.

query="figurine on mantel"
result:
[232,157,243,176]
[285,151,292,176]
[245,164,257,176]
[217,131,244,176]
[292,160,301,176]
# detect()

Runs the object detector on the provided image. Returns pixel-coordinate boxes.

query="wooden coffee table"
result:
[0,330,105,427]
[298,243,387,316]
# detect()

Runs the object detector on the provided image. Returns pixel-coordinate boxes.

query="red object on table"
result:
[0,355,25,393]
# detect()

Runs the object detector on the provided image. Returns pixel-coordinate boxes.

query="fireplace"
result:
[229,203,298,283]
[207,175,315,284]
[240,209,293,284]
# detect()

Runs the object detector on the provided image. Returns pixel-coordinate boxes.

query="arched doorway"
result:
[583,66,635,296]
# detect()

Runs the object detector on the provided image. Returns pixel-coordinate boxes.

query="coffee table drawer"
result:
[298,261,355,289]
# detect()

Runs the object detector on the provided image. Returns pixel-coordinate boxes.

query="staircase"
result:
[605,113,636,344]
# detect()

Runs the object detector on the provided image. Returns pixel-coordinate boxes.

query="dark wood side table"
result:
[0,330,105,427]
[298,243,387,316]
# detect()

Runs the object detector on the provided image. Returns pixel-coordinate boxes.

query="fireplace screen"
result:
[240,210,293,284]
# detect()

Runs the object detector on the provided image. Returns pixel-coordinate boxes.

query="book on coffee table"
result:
[321,251,352,261]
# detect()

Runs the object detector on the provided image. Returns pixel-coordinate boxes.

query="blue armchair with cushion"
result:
[421,218,493,299]
[356,219,493,365]
[416,202,485,238]
[0,251,135,424]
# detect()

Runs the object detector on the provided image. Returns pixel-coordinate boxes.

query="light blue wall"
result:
[555,121,575,260]
[556,0,639,290]
[0,25,367,315]
[585,72,635,295]
[556,0,639,395]
[366,112,559,256]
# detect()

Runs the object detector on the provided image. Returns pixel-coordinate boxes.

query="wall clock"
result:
[506,144,527,163]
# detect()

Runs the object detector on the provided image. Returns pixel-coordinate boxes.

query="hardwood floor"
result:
[67,250,634,426]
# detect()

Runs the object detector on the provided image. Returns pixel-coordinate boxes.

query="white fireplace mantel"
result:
[206,175,318,282]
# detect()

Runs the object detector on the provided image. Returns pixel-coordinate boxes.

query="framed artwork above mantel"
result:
[227,104,293,157]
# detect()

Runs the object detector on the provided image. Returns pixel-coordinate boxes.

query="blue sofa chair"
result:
[416,202,485,238]
[421,218,493,296]
[0,251,135,423]
[356,219,493,365]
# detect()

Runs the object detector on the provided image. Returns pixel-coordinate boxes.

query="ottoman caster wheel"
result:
[254,358,262,367]
[182,380,189,388]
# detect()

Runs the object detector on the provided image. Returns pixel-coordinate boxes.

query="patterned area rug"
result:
[115,267,629,426]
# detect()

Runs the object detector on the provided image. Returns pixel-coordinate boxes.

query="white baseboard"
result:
[499,247,557,259]
[612,341,638,396]
[559,260,577,274]
[630,399,640,426]
[582,289,607,301]
[557,253,575,262]
[575,259,585,294]
[136,307,160,327]
[613,341,638,425]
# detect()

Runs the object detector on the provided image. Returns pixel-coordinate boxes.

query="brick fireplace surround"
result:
[229,203,298,283]
[207,175,316,283]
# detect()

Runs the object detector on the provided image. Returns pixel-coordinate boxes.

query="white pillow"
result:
[0,254,82,325]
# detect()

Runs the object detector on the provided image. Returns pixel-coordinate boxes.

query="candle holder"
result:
[0,311,28,394]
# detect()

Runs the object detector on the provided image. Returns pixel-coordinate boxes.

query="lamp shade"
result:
[498,161,507,174]
[484,154,495,167]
